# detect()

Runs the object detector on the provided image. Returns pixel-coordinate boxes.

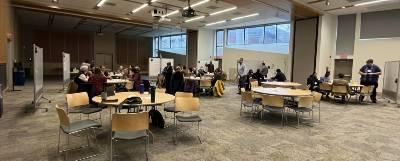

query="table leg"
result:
[110,106,113,161]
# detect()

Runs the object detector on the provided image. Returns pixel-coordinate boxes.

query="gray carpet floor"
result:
[1,80,400,161]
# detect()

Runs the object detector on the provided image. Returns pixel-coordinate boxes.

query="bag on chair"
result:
[149,109,165,128]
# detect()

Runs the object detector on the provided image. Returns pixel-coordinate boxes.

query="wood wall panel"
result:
[0,0,10,64]
[116,37,152,71]
[116,38,127,65]
[127,39,137,65]
[78,34,93,63]
[65,33,79,63]
[34,30,50,62]
[51,32,64,63]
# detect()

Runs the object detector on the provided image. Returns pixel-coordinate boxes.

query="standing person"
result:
[237,58,247,94]
[171,66,185,95]
[272,69,287,82]
[359,59,381,103]
[131,66,142,91]
[163,62,173,94]
[207,61,215,73]
[260,62,268,79]
[88,67,107,96]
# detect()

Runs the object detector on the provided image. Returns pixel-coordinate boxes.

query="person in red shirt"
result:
[88,67,107,95]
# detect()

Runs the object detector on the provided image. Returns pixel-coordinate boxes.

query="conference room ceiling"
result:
[15,9,185,37]
[298,0,400,15]
[11,0,319,30]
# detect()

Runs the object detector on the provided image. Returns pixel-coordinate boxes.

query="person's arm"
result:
[79,74,88,82]
[371,66,382,75]
[359,66,367,76]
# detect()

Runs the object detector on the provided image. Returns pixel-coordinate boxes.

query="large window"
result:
[216,22,291,55]
[277,24,290,43]
[216,30,224,57]
[245,26,264,44]
[227,28,245,45]
[154,34,187,55]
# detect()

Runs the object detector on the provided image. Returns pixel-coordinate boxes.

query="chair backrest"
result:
[67,81,79,94]
[250,80,258,88]
[66,92,89,108]
[332,85,347,94]
[359,85,371,94]
[175,92,193,98]
[261,95,284,107]
[319,82,332,91]
[200,79,212,87]
[312,92,322,102]
[156,88,166,93]
[175,97,200,112]
[55,105,70,128]
[112,112,149,132]
[298,96,314,108]
[241,91,253,103]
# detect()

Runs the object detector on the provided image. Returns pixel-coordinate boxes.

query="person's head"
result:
[119,65,123,70]
[268,66,271,69]
[133,66,140,73]
[167,62,171,66]
[80,65,89,74]
[366,59,374,67]
[104,71,109,77]
[183,65,187,70]
[262,62,265,66]
[239,58,243,64]
[338,73,345,79]
[256,69,261,73]
[87,71,93,76]
[189,67,193,72]
[311,72,317,77]
[175,66,181,72]
[209,61,213,64]
[325,71,331,77]
[248,69,253,75]
[276,69,281,73]
[84,59,89,63]
[94,67,101,75]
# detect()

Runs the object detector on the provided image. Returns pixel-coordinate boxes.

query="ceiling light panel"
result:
[209,6,237,16]
[184,16,205,23]
[131,3,148,13]
[231,13,259,21]
[96,0,107,7]
[205,20,226,26]
[163,0,210,17]
[354,0,391,6]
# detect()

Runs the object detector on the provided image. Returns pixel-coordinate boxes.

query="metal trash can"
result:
[0,84,3,118]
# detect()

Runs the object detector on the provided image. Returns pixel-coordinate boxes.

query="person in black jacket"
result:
[307,72,321,91]
[163,62,173,94]
[272,69,286,82]
[253,69,264,86]
[171,66,185,95]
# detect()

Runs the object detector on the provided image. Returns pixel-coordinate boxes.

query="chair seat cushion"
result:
[164,106,179,113]
[81,107,102,114]
[294,107,313,112]
[176,114,202,122]
[113,130,147,140]
[70,104,102,114]
[264,106,284,112]
[63,120,101,134]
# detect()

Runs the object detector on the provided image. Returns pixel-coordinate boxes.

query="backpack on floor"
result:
[149,109,165,128]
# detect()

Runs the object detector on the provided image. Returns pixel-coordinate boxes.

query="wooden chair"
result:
[164,92,193,121]
[261,95,286,126]
[56,105,100,161]
[331,85,348,103]
[66,92,102,123]
[199,79,212,95]
[240,91,259,118]
[294,96,314,127]
[250,79,258,89]
[111,112,151,161]
[174,97,202,144]
[358,85,373,103]
[125,80,133,91]
[312,92,322,122]
[319,82,332,98]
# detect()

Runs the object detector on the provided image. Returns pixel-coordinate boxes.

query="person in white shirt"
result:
[238,58,247,94]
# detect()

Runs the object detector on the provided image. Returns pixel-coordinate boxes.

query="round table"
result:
[252,87,311,97]
[261,82,302,88]
[92,92,175,106]
[106,79,129,84]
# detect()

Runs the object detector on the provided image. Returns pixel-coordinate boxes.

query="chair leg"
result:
[145,136,149,161]
[65,134,69,161]
[58,128,61,153]
[297,112,300,127]
[110,139,113,161]
[197,121,202,144]
[318,103,321,123]
[240,103,242,116]
[174,118,178,145]
[281,110,284,127]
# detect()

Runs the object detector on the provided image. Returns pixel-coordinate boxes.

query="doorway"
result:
[334,59,353,81]
[95,53,113,71]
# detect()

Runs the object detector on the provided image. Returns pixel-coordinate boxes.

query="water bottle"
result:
[139,84,145,94]
[150,86,156,103]
[101,92,107,101]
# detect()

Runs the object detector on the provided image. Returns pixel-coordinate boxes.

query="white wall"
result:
[222,47,289,80]
[197,29,214,63]
[352,13,400,92]
[316,14,337,77]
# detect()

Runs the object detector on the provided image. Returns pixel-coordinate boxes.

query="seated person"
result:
[252,69,265,85]
[320,71,331,82]
[88,67,107,96]
[74,65,90,92]
[307,72,321,91]
[130,66,142,91]
[332,73,349,102]
[197,66,206,77]
[211,68,223,86]
[272,69,287,82]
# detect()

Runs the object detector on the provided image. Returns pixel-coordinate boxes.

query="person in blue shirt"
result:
[320,71,331,82]
[359,59,381,103]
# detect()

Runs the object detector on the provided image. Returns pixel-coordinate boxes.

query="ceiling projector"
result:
[182,6,196,18]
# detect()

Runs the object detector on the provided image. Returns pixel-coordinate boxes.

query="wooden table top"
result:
[252,87,312,97]
[261,81,302,87]
[92,92,175,106]
[106,79,129,84]
[327,82,364,87]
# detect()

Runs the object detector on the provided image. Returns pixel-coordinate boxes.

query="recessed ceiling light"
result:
[52,0,58,3]
[184,16,205,23]
[341,6,346,9]
[209,6,237,16]
[131,3,148,13]
[354,0,391,6]
[325,0,330,6]
[205,20,226,26]
[231,13,259,21]
[96,0,107,7]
